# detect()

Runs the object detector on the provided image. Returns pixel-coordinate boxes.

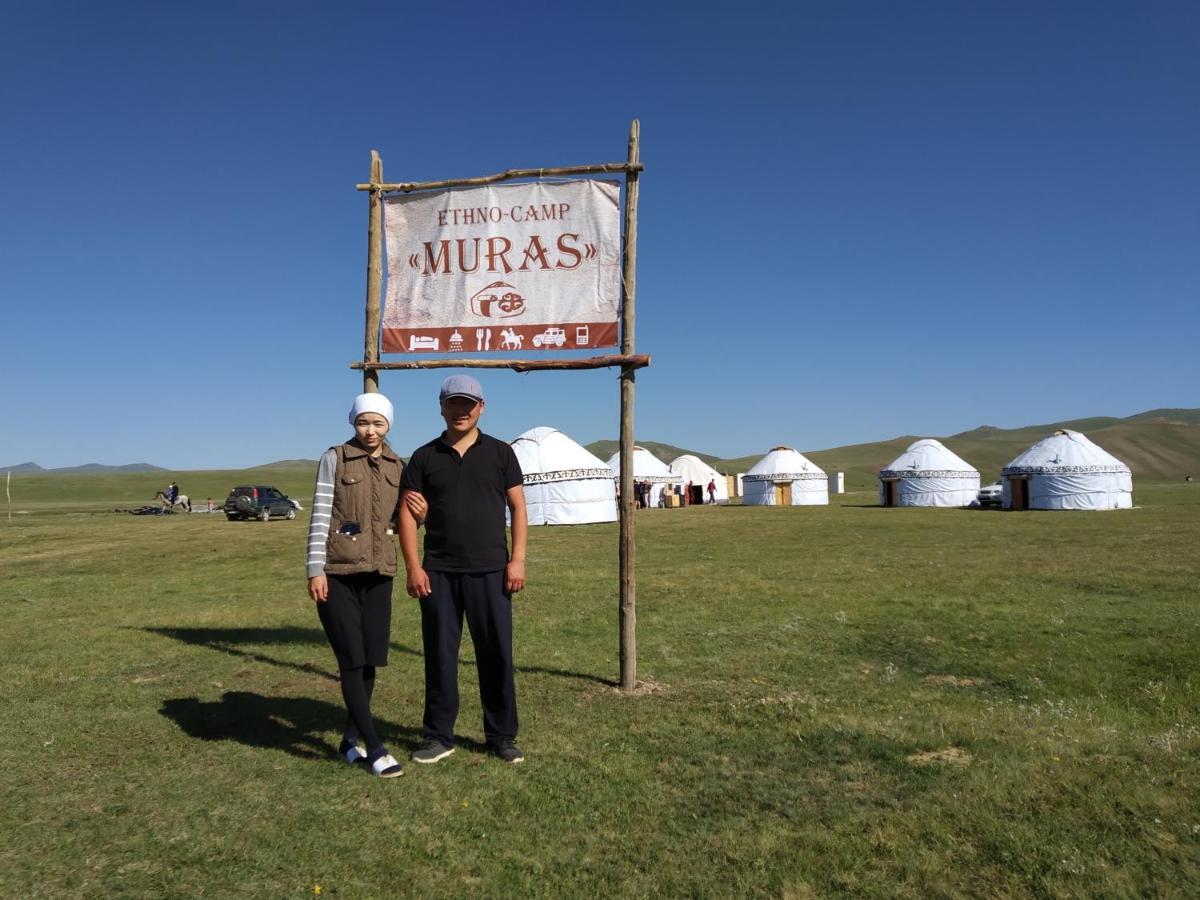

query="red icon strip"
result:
[382,322,618,354]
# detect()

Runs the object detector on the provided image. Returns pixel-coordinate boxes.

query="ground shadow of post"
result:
[140,625,615,687]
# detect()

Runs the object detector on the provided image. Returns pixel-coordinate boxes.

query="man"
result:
[398,375,528,765]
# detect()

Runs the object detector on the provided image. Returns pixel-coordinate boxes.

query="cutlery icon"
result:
[475,328,484,351]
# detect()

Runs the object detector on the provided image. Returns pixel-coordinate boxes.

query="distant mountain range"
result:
[7,408,1198,482]
[2,461,166,475]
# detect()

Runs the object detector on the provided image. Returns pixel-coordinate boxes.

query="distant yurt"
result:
[510,427,617,525]
[743,446,828,506]
[669,454,728,504]
[878,439,981,507]
[1001,430,1133,510]
[606,446,679,508]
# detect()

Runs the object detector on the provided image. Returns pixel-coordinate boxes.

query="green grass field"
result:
[3,481,1199,897]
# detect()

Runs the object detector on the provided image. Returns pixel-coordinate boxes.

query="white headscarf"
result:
[348,392,394,428]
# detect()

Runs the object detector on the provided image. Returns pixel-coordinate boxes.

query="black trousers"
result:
[317,572,392,670]
[420,569,517,746]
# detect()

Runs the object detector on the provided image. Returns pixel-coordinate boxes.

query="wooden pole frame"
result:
[617,120,640,692]
[351,354,648,373]
[356,161,643,195]
[362,151,383,393]
[357,120,645,692]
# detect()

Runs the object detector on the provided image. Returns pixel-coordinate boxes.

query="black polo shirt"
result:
[401,430,523,573]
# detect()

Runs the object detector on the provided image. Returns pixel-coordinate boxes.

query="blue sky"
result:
[2,1,1197,469]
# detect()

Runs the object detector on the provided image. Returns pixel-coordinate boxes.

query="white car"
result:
[977,481,1002,507]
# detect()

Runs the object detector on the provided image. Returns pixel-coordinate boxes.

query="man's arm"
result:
[505,484,527,594]
[399,490,431,598]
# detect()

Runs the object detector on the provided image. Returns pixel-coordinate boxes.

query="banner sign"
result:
[381,180,621,353]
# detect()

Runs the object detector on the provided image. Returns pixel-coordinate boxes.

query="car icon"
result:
[532,327,566,348]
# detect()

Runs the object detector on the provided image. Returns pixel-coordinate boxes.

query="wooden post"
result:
[351,354,649,372]
[363,151,384,393]
[618,119,640,692]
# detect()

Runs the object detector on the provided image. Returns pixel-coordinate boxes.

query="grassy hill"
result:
[1126,408,1200,425]
[583,440,725,469]
[7,409,1196,512]
[4,465,318,516]
[786,418,1200,488]
[590,409,1200,490]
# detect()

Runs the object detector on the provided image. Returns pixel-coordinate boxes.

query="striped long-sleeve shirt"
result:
[305,448,338,578]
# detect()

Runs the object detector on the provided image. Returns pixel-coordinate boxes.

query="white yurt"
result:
[606,446,680,508]
[510,427,617,525]
[743,446,828,506]
[669,454,728,504]
[1001,430,1133,510]
[878,439,981,507]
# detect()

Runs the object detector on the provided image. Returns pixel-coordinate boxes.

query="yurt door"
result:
[775,482,792,505]
[1009,477,1029,510]
[883,480,897,507]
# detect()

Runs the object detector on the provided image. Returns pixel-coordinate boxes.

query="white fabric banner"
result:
[381,180,621,353]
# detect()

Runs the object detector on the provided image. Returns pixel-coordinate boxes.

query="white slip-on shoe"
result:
[369,752,404,778]
[339,738,368,766]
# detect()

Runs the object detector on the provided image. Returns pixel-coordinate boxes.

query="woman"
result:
[305,392,425,777]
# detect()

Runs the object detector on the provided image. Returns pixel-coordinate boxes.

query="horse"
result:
[155,491,192,512]
[500,327,524,350]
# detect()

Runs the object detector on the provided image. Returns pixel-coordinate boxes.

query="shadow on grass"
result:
[142,625,615,687]
[159,691,426,760]
[142,626,342,682]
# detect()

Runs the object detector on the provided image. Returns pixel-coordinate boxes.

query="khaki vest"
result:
[324,441,402,577]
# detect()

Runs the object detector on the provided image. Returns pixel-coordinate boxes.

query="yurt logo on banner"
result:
[469,282,526,319]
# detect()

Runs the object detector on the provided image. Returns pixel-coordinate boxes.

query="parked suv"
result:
[977,481,1003,508]
[224,485,297,521]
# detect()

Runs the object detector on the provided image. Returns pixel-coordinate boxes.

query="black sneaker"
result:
[489,740,525,764]
[411,740,455,764]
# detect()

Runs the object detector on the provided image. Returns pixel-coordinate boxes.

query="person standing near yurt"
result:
[306,392,426,779]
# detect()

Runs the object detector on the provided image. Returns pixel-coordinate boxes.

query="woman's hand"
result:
[406,565,432,599]
[308,575,329,603]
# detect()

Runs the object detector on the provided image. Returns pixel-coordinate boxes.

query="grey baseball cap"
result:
[439,374,484,403]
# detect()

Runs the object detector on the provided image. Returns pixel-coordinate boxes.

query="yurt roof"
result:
[606,446,677,482]
[745,446,826,482]
[669,454,722,484]
[1002,430,1131,476]
[511,427,613,484]
[879,439,979,479]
